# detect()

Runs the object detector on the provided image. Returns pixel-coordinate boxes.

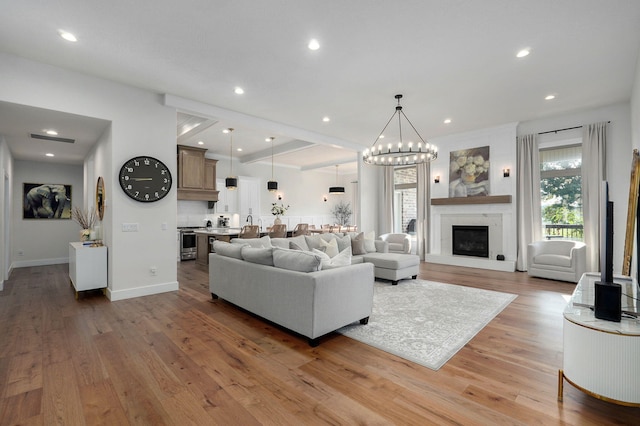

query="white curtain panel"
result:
[416,162,430,260]
[516,134,542,271]
[582,122,608,272]
[382,166,394,234]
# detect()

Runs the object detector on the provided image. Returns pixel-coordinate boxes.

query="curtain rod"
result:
[537,121,610,136]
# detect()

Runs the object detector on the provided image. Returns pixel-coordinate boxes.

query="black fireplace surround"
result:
[452,225,489,258]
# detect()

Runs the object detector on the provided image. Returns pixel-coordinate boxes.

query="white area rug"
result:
[337,279,517,370]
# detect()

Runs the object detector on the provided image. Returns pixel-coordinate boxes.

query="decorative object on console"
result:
[363,94,437,166]
[71,206,96,242]
[224,128,237,190]
[329,164,345,194]
[267,136,278,192]
[449,146,490,198]
[118,156,172,202]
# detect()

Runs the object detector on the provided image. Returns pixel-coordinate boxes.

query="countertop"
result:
[194,227,243,235]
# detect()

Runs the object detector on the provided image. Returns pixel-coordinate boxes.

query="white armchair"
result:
[527,240,586,283]
[379,233,412,254]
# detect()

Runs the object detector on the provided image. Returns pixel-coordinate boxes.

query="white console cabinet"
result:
[69,242,107,297]
[560,272,640,406]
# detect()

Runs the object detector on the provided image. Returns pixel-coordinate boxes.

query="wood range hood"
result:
[177,144,219,203]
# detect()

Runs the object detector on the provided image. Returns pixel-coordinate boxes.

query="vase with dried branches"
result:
[72,207,97,241]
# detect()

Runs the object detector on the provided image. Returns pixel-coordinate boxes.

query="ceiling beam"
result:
[300,155,360,171]
[240,139,315,164]
[164,94,365,152]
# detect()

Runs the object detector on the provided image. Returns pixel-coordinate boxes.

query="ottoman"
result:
[361,253,420,285]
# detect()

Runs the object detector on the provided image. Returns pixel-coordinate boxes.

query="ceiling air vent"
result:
[30,133,75,143]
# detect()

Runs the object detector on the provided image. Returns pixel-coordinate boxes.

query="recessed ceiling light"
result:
[58,30,77,42]
[444,118,452,124]
[222,129,230,134]
[45,129,58,135]
[516,49,530,58]
[234,87,244,95]
[236,148,242,152]
[197,141,204,145]
[322,116,330,122]
[265,137,274,142]
[379,134,385,139]
[545,94,556,100]
[45,153,54,157]
[308,39,320,50]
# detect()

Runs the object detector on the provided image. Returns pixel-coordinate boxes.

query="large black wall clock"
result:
[119,156,172,202]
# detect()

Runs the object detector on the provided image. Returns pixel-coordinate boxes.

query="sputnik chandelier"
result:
[363,94,437,166]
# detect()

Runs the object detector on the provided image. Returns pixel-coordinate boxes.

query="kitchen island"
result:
[194,228,243,265]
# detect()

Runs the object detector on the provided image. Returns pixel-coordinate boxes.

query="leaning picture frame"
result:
[622,149,640,276]
[23,182,72,219]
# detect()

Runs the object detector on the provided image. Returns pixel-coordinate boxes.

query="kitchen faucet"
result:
[258,218,263,231]
[246,214,253,225]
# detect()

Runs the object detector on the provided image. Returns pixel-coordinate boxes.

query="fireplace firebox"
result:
[452,225,489,258]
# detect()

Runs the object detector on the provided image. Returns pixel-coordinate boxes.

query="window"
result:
[393,166,416,234]
[540,144,583,240]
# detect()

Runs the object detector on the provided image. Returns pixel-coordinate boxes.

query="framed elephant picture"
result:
[23,182,72,219]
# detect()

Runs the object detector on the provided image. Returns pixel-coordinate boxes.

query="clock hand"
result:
[132,178,153,181]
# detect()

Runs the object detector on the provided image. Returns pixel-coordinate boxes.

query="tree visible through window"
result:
[540,145,583,240]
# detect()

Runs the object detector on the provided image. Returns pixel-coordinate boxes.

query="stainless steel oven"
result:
[179,228,197,260]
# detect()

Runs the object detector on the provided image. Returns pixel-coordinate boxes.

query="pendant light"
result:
[329,164,345,194]
[225,128,237,190]
[267,136,278,192]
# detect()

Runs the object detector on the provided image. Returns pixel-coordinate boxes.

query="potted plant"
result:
[271,202,290,224]
[71,206,97,241]
[331,200,352,226]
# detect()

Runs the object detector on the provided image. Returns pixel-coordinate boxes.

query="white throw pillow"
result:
[213,241,246,259]
[319,238,339,258]
[313,246,352,269]
[364,231,377,253]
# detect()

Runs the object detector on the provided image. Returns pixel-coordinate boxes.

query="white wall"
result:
[629,50,640,280]
[518,102,632,274]
[0,137,13,290]
[11,161,83,267]
[0,52,177,301]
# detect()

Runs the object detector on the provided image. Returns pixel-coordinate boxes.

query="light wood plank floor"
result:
[1,261,638,425]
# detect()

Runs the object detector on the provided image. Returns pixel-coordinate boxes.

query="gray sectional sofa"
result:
[209,241,375,346]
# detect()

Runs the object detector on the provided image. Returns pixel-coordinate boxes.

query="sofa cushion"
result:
[313,246,352,269]
[319,238,339,258]
[335,234,351,252]
[287,235,310,251]
[272,247,322,272]
[289,241,305,250]
[364,231,377,253]
[534,254,572,268]
[230,235,271,248]
[213,241,246,259]
[241,246,274,266]
[351,232,367,255]
[270,238,290,249]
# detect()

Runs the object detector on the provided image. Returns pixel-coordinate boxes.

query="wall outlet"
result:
[150,266,157,276]
[122,223,139,232]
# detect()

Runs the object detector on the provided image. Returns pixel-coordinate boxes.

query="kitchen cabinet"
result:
[239,176,260,220]
[177,145,218,201]
[196,233,210,265]
[69,242,107,298]
[216,178,238,214]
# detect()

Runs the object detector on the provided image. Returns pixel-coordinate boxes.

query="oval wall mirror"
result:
[96,176,105,220]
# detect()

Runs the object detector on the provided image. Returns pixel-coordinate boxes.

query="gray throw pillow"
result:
[241,247,274,265]
[289,241,304,250]
[213,241,245,259]
[351,232,367,255]
[272,247,322,272]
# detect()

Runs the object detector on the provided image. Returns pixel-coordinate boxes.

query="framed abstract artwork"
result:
[23,183,72,219]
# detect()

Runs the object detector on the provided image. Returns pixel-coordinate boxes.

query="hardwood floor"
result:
[1,261,638,425]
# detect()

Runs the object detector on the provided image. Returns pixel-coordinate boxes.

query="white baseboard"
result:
[108,281,179,301]
[426,254,516,272]
[12,257,68,268]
